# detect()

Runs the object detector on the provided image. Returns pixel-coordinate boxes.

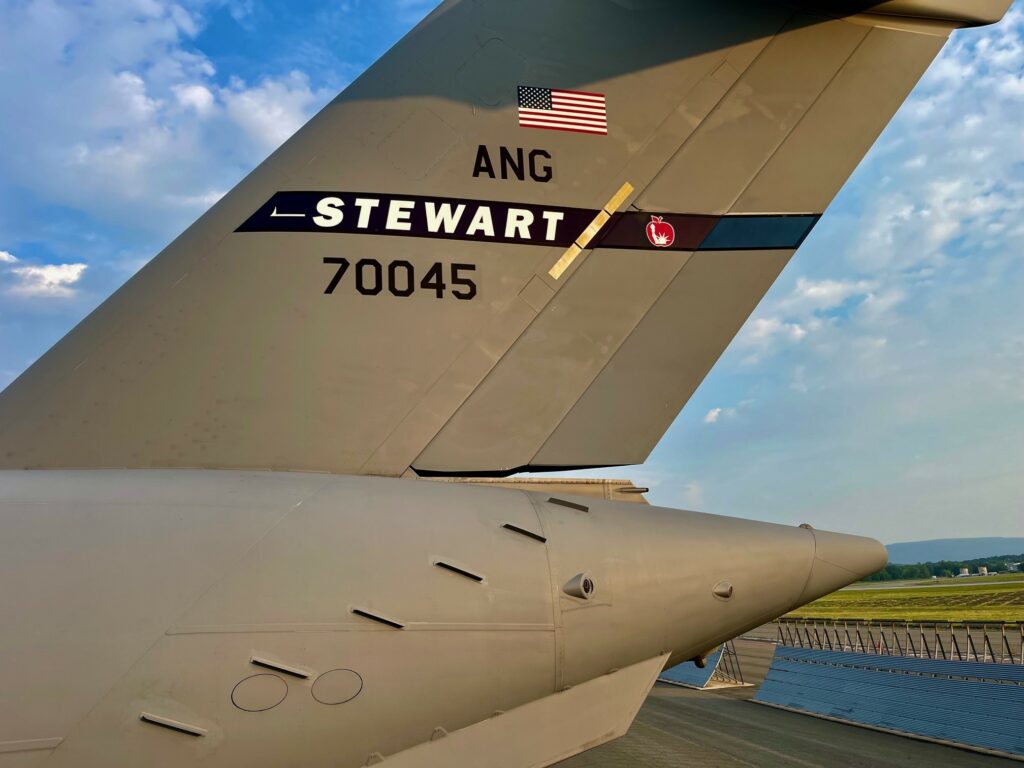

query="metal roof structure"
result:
[755,646,1024,761]
[659,648,723,689]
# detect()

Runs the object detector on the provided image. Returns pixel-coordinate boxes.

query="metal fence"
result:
[776,618,1024,665]
[712,639,746,686]
[659,640,747,689]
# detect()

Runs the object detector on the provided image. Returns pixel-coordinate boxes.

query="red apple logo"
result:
[646,215,675,248]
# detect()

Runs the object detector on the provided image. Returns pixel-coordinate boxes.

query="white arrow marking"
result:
[270,207,306,218]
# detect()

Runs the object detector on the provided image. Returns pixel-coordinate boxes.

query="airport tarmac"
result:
[843,579,1024,590]
[565,639,1019,767]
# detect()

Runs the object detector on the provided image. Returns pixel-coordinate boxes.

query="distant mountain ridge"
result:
[885,537,1024,564]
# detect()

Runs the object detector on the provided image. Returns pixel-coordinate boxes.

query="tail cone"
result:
[799,529,888,603]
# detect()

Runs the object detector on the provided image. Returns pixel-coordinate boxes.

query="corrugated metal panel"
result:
[658,648,723,689]
[755,646,1024,757]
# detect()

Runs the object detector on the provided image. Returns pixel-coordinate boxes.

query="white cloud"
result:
[643,9,1024,539]
[782,277,877,313]
[108,71,162,124]
[173,83,216,116]
[0,1,333,237]
[1,250,86,298]
[8,264,87,297]
[744,317,807,344]
[221,72,325,151]
[845,7,1024,280]
[704,406,739,424]
[858,289,906,324]
[735,10,1024,364]
[998,73,1024,96]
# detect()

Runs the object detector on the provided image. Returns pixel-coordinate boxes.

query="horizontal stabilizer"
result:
[801,1,1011,26]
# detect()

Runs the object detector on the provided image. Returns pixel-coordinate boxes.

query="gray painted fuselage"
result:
[0,470,883,766]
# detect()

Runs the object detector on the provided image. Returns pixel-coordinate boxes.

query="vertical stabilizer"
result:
[0,0,1010,474]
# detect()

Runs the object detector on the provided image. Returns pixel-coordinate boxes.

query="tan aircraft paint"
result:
[0,470,886,767]
[0,1,1011,766]
[0,0,1006,477]
[414,12,949,473]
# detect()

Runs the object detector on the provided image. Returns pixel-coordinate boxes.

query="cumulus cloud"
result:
[728,8,1024,377]
[173,83,216,116]
[9,264,88,297]
[846,9,1024,276]
[0,0,438,390]
[857,289,906,324]
[704,406,740,424]
[643,9,1024,538]
[0,251,86,298]
[221,72,325,151]
[0,0,333,239]
[781,277,877,313]
[750,318,807,342]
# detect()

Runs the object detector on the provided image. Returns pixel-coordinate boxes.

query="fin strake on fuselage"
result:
[238,191,819,252]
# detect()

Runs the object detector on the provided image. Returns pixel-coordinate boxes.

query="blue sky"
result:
[0,1,1022,542]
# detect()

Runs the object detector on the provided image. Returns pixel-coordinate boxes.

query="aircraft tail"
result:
[0,0,1009,475]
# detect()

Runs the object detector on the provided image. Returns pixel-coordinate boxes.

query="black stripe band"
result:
[237,191,819,252]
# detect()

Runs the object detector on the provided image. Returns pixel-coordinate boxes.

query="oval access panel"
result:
[312,669,364,705]
[232,673,288,712]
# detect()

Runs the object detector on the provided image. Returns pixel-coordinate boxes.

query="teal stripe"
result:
[699,215,819,251]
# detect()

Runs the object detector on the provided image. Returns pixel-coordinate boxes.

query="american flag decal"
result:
[518,86,608,135]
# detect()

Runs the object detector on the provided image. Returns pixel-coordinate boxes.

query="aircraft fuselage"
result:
[0,470,884,766]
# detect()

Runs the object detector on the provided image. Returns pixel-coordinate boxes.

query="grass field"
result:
[788,580,1024,622]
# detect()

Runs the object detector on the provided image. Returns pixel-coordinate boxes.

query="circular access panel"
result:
[231,673,288,712]
[312,669,363,705]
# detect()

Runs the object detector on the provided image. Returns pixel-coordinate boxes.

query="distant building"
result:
[979,566,989,576]
[958,567,970,577]
[1008,562,1021,572]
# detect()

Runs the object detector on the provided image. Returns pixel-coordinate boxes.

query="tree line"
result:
[864,553,1024,581]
